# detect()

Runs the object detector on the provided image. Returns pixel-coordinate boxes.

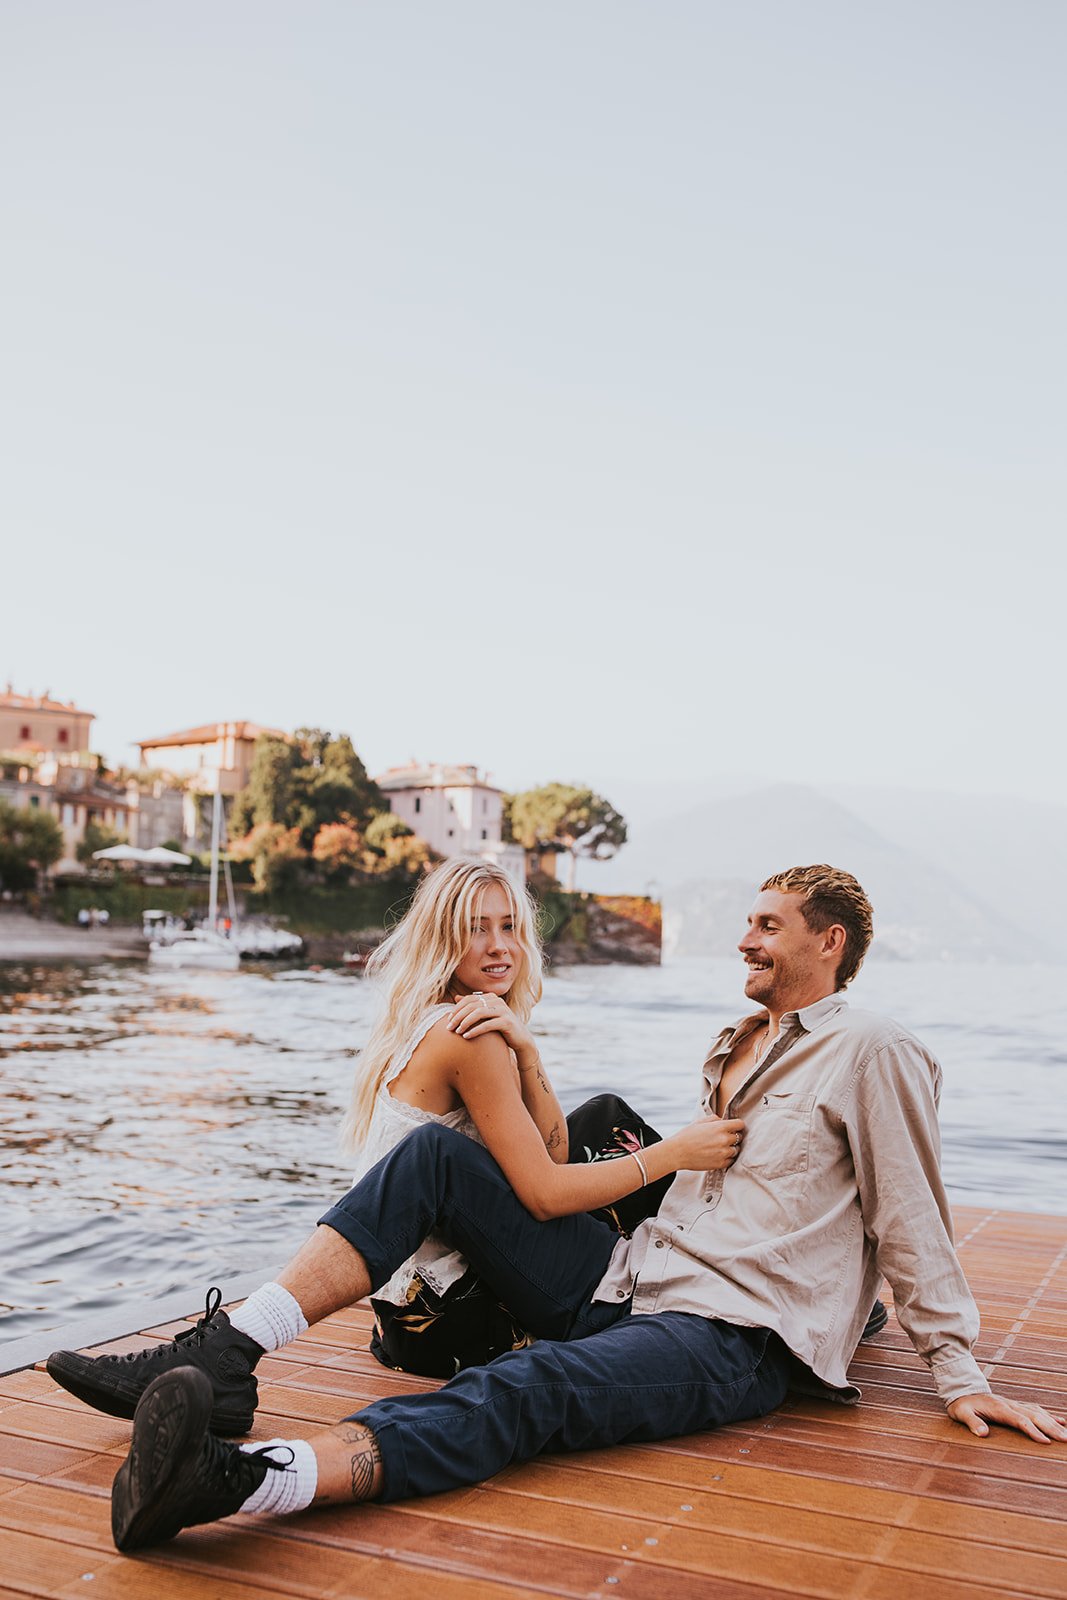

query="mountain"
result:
[576,782,1038,962]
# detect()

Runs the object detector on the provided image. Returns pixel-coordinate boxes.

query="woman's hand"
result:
[663,1115,746,1173]
[447,992,536,1061]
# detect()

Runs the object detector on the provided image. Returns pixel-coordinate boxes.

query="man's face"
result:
[738,889,837,1013]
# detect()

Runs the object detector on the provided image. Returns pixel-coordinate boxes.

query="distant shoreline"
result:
[0,912,146,963]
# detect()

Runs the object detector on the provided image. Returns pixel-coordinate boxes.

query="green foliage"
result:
[230,737,296,836]
[0,800,65,890]
[364,811,413,851]
[230,729,382,851]
[311,821,365,881]
[52,878,209,924]
[251,880,417,934]
[503,784,627,861]
[230,822,304,893]
[76,818,126,866]
[529,884,578,943]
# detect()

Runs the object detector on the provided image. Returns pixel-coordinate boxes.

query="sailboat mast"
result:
[208,785,222,928]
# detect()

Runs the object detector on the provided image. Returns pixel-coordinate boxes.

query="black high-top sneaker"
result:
[112,1367,293,1552]
[860,1299,889,1341]
[47,1287,263,1436]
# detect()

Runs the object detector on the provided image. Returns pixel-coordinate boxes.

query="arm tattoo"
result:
[537,1068,550,1095]
[546,1122,562,1152]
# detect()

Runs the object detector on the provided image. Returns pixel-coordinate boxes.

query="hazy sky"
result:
[3,3,1064,803]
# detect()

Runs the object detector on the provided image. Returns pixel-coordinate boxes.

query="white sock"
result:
[229,1281,308,1353]
[238,1438,318,1515]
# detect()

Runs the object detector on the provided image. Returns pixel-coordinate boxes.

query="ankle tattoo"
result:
[337,1422,382,1501]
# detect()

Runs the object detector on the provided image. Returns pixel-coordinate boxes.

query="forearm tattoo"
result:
[546,1122,562,1151]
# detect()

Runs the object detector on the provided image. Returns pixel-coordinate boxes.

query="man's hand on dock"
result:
[947,1391,1067,1443]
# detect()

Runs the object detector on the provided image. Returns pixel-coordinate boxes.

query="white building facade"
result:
[375,763,525,883]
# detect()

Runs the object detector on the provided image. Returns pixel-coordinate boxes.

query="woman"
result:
[341,857,744,1377]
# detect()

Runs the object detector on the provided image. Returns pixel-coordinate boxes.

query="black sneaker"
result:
[860,1299,889,1341]
[112,1366,292,1552]
[47,1287,263,1436]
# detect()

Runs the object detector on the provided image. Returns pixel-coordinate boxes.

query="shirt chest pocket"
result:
[743,1092,816,1179]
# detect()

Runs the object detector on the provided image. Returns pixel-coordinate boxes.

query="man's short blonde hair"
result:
[760,865,873,988]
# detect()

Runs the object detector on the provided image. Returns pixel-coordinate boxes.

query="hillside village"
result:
[0,687,655,964]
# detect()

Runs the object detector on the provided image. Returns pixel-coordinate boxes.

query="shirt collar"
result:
[790,992,848,1031]
[707,992,848,1066]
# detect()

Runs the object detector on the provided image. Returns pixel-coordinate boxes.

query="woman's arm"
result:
[439,1027,744,1221]
[447,994,569,1162]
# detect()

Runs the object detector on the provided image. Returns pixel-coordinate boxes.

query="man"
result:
[48,866,1066,1552]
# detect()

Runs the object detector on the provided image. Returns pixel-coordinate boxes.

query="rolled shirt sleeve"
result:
[845,1038,991,1405]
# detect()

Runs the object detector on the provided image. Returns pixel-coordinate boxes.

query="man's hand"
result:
[948,1391,1067,1443]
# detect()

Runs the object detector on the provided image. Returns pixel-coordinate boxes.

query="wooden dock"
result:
[1,1204,1065,1599]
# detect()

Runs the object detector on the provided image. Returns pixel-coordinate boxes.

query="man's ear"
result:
[821,924,847,964]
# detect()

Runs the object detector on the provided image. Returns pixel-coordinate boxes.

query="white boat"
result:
[149,928,240,971]
[148,784,240,971]
[235,924,305,958]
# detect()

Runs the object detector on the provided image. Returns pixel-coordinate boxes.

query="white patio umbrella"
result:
[141,846,193,866]
[92,844,151,863]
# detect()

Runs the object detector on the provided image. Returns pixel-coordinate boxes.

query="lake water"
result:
[1,955,1063,1343]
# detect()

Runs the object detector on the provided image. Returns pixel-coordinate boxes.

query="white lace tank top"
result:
[354,1002,486,1305]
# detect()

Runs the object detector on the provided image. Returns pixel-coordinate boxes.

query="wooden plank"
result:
[1,1205,1064,1600]
[500,1454,1067,1555]
[0,1483,572,1600]
[572,1435,1067,1518]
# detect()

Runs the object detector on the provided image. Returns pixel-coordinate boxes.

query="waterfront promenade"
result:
[0,912,144,963]
[1,1203,1064,1599]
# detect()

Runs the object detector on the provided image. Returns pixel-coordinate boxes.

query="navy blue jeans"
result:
[319,1123,791,1501]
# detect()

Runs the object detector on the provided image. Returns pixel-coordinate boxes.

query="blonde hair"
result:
[341,858,543,1152]
[760,864,874,988]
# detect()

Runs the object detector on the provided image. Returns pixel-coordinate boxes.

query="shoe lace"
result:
[112,1286,225,1366]
[211,1435,295,1497]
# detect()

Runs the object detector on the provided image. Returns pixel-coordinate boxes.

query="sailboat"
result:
[148,785,240,971]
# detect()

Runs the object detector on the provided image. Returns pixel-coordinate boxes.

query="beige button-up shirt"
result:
[593,994,990,1406]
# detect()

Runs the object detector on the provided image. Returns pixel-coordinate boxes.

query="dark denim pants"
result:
[319,1122,791,1501]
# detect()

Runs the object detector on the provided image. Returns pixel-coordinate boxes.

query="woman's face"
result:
[450,883,522,998]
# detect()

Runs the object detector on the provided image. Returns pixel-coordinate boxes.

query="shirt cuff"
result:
[929,1351,993,1406]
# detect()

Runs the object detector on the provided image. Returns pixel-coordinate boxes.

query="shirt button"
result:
[616,1288,626,1298]
[654,1240,665,1249]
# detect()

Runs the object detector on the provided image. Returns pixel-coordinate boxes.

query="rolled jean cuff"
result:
[345,1407,412,1504]
[317,1204,392,1293]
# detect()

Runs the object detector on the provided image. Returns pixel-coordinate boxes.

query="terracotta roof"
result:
[376,762,501,793]
[136,722,288,750]
[0,690,93,716]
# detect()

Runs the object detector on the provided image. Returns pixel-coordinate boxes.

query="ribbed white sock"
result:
[229,1281,308,1353]
[238,1438,318,1515]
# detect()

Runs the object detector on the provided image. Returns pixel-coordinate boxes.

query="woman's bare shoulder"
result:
[414,1013,512,1073]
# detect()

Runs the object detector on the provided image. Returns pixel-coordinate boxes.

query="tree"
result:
[230,738,297,837]
[311,821,365,881]
[76,819,126,866]
[365,830,435,882]
[0,801,64,891]
[230,730,382,851]
[360,811,435,881]
[229,823,304,893]
[504,784,627,891]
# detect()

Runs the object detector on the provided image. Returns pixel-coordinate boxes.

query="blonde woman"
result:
[342,857,744,1376]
